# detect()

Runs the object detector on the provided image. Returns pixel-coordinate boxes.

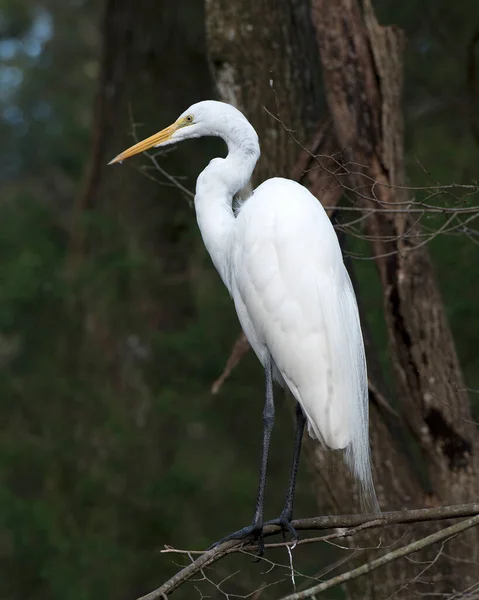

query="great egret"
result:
[109,100,379,553]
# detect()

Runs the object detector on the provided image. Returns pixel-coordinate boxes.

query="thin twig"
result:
[278,515,479,600]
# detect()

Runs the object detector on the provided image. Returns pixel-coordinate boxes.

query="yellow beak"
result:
[108,122,180,165]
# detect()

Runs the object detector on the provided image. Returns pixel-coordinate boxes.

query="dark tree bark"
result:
[205,0,479,596]
[206,0,323,183]
[312,0,479,588]
[313,0,479,520]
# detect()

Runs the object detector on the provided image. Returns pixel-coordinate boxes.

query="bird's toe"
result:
[264,514,298,544]
[209,522,265,556]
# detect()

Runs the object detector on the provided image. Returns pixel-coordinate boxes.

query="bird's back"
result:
[230,178,375,507]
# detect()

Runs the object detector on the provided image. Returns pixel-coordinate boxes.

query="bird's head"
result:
[108,100,256,165]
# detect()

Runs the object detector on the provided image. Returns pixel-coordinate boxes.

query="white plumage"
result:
[109,100,379,525]
[229,177,376,508]
[233,178,357,447]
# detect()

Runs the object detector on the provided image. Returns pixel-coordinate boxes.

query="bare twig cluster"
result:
[264,106,479,259]
[307,153,479,259]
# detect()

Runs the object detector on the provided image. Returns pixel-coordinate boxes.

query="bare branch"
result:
[138,503,479,599]
[211,332,250,394]
[278,515,479,600]
[128,106,195,204]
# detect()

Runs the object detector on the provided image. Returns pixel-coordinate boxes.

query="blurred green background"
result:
[1,0,478,598]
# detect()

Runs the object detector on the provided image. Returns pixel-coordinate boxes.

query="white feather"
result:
[230,178,378,511]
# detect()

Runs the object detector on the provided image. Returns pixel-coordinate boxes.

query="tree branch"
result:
[278,514,479,600]
[138,503,479,599]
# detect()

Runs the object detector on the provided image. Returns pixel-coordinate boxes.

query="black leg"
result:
[252,355,275,530]
[210,358,275,555]
[265,401,306,540]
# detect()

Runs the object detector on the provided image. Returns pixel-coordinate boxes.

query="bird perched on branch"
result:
[109,100,379,554]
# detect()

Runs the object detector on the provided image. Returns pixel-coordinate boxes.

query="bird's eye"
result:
[186,115,194,123]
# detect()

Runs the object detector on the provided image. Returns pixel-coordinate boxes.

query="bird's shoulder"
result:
[234,177,341,267]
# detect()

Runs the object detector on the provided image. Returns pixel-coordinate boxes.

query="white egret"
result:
[109,101,379,553]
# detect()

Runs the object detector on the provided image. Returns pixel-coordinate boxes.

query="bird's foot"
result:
[264,511,298,545]
[209,521,265,556]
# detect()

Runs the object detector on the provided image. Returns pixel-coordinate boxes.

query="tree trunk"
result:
[313,0,479,589]
[203,0,457,597]
[205,0,323,184]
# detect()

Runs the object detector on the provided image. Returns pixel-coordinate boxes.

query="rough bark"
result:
[204,0,449,597]
[206,0,323,183]
[313,0,479,506]
[313,0,479,589]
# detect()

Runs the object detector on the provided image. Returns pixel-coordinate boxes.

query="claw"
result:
[264,514,298,544]
[210,513,298,557]
[209,522,265,556]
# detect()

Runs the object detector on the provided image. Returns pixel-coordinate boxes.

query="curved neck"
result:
[194,120,260,290]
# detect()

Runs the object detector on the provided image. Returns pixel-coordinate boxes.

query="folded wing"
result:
[231,178,377,510]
